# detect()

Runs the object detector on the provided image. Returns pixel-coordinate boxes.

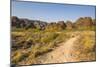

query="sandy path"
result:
[37,35,80,64]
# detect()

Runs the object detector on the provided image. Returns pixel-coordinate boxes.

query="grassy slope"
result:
[11,26,96,65]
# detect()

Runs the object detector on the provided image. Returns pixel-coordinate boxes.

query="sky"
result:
[12,1,96,22]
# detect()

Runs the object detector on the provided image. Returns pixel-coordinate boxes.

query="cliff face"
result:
[11,16,48,30]
[11,16,95,30]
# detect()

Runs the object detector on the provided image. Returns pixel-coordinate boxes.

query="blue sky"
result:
[12,1,96,22]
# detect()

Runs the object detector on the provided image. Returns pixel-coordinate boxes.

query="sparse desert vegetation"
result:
[11,16,96,65]
[11,29,71,65]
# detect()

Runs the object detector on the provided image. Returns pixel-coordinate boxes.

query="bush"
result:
[12,51,29,64]
[40,32,59,43]
[76,31,96,53]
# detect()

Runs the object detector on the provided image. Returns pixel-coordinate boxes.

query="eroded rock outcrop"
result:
[11,16,95,30]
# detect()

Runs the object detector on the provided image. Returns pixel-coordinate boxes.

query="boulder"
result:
[66,20,73,29]
[75,17,93,27]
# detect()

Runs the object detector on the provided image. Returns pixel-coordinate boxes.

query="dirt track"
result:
[37,35,81,64]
